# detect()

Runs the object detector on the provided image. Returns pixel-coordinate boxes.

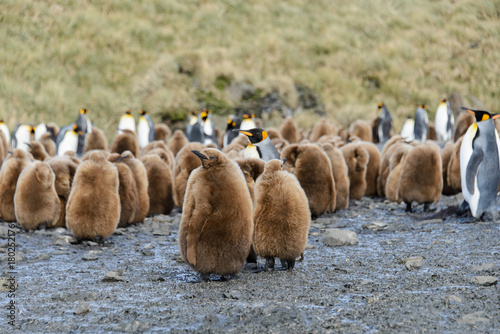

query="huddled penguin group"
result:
[1,96,499,281]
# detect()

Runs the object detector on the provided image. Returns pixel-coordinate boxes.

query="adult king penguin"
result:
[186,110,205,143]
[414,105,429,142]
[434,98,454,141]
[235,128,280,161]
[240,113,257,131]
[223,115,240,148]
[400,116,415,142]
[56,124,83,156]
[76,108,92,156]
[0,120,10,145]
[11,124,34,152]
[138,109,156,149]
[201,109,218,147]
[376,102,393,144]
[118,109,136,135]
[459,107,500,219]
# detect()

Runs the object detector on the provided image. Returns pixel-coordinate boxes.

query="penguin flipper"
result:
[465,148,484,195]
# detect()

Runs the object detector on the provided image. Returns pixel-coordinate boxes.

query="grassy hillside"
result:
[1,0,499,138]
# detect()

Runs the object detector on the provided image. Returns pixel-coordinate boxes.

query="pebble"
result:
[471,263,495,272]
[223,290,242,300]
[102,271,125,282]
[385,222,410,232]
[82,251,101,261]
[153,215,173,223]
[141,243,155,256]
[113,321,150,332]
[113,229,125,235]
[51,235,76,246]
[73,301,91,315]
[362,221,387,231]
[470,276,497,286]
[444,295,462,306]
[458,311,489,325]
[34,254,51,261]
[404,257,422,270]
[322,229,358,247]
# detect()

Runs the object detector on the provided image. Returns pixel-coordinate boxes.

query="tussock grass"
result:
[1,0,499,138]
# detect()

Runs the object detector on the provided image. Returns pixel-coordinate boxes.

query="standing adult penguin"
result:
[76,108,92,156]
[186,110,205,143]
[117,109,136,135]
[0,120,10,145]
[435,98,454,141]
[11,124,34,152]
[459,108,500,219]
[179,148,253,281]
[253,159,310,270]
[375,102,393,144]
[223,115,240,148]
[138,109,156,149]
[414,105,429,142]
[235,128,280,161]
[400,116,415,142]
[201,109,218,147]
[56,124,83,156]
[240,113,257,131]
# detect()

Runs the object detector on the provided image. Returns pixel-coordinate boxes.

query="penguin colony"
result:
[1,98,498,281]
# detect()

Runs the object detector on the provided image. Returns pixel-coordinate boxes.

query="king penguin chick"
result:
[0,131,8,167]
[0,120,11,146]
[223,115,241,148]
[12,124,34,152]
[179,148,253,280]
[414,105,429,142]
[358,141,381,197]
[435,99,454,141]
[107,153,139,227]
[349,120,372,142]
[66,151,120,241]
[117,109,136,135]
[447,136,464,194]
[253,159,311,270]
[85,126,108,152]
[154,123,171,143]
[234,157,266,203]
[321,143,350,210]
[281,144,336,217]
[374,102,393,144]
[201,109,218,147]
[39,132,57,157]
[453,111,475,142]
[280,116,298,144]
[340,142,369,200]
[168,129,189,156]
[441,141,456,195]
[141,154,174,216]
[138,109,156,149]
[0,149,32,221]
[14,161,60,230]
[56,124,83,156]
[377,135,406,197]
[120,150,149,223]
[459,108,500,218]
[400,116,415,142]
[46,155,79,228]
[398,142,443,212]
[26,141,49,161]
[186,111,205,143]
[110,129,141,158]
[172,142,203,209]
[310,118,335,143]
[384,143,413,203]
[235,128,280,162]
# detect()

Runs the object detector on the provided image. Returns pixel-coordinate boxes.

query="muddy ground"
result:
[1,194,499,333]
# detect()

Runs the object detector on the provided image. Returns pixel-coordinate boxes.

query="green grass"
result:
[1,0,499,138]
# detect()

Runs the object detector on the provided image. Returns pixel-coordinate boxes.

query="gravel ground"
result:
[1,194,499,333]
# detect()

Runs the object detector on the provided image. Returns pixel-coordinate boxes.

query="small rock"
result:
[152,230,170,236]
[113,321,150,332]
[322,229,358,247]
[362,221,387,231]
[55,227,67,234]
[361,279,375,286]
[304,244,315,250]
[113,229,125,235]
[385,222,410,232]
[419,219,443,225]
[141,243,155,256]
[471,263,495,272]
[82,251,101,261]
[86,241,98,246]
[51,235,76,245]
[404,257,423,270]
[458,311,489,325]
[470,276,497,286]
[34,254,51,261]
[102,271,125,282]
[73,301,91,315]
[223,290,242,300]
[153,215,173,223]
[444,295,462,306]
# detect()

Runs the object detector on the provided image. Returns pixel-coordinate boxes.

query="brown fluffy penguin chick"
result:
[173,142,203,209]
[377,135,406,196]
[398,142,443,212]
[349,120,373,142]
[427,122,438,141]
[85,127,108,152]
[340,143,369,200]
[168,129,188,157]
[143,141,175,168]
[141,154,174,216]
[446,136,463,194]
[81,149,109,161]
[0,150,32,222]
[321,143,350,210]
[253,159,311,270]
[440,141,456,195]
[179,148,253,280]
[281,144,336,217]
[0,131,8,166]
[110,129,140,158]
[39,132,56,157]
[66,150,120,241]
[234,157,266,203]
[358,141,381,197]
[46,155,79,228]
[384,143,413,203]
[453,112,475,142]
[14,161,60,230]
[155,123,171,142]
[120,151,149,223]
[27,141,49,161]
[280,116,298,144]
[310,118,335,143]
[107,153,139,227]
[143,140,169,154]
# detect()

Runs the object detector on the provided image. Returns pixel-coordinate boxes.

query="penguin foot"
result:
[246,245,258,264]
[281,259,295,271]
[423,203,433,212]
[265,257,275,270]
[94,236,105,244]
[405,202,413,212]
[297,253,304,262]
[188,273,210,283]
[456,200,471,216]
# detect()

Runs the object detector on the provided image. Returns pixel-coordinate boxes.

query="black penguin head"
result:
[441,98,448,103]
[377,102,384,109]
[233,128,268,144]
[201,109,208,121]
[191,149,223,168]
[461,107,500,122]
[125,109,131,115]
[72,124,84,135]
[139,109,148,116]
[79,108,88,115]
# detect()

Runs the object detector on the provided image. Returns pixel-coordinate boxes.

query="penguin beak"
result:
[465,109,475,116]
[492,114,500,120]
[24,142,32,148]
[116,155,130,162]
[234,129,252,137]
[191,150,208,160]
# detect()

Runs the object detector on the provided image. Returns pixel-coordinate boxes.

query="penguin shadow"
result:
[417,202,499,224]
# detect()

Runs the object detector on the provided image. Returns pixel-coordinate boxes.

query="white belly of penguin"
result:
[137,119,150,149]
[118,117,136,134]
[460,124,478,215]
[244,144,260,159]
[58,132,79,156]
